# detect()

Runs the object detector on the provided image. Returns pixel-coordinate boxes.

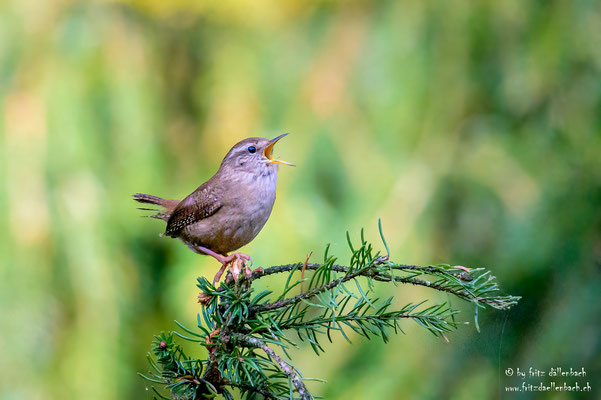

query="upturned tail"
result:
[133,193,180,221]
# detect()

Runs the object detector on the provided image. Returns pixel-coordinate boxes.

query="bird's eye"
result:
[247,146,256,154]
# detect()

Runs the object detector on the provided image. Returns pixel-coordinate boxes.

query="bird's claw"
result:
[245,264,263,278]
[230,258,263,281]
[229,258,244,281]
[231,252,253,265]
[212,252,258,284]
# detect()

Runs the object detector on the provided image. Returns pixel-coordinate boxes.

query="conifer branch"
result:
[232,334,311,400]
[228,383,277,399]
[249,264,367,313]
[140,222,520,399]
[250,262,518,311]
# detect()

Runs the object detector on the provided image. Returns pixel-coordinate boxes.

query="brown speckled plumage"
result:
[134,136,290,259]
[165,184,223,238]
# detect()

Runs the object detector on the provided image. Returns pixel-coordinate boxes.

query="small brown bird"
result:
[134,134,292,284]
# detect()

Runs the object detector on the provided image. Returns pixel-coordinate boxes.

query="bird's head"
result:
[220,134,293,177]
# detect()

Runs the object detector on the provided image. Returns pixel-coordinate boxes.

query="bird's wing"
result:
[165,185,222,237]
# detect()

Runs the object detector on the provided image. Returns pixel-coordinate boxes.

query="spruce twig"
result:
[141,221,520,399]
[232,334,310,400]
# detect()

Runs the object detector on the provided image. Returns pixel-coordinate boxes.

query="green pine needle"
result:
[141,223,520,399]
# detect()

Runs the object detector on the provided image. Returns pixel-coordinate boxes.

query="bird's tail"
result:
[133,193,179,221]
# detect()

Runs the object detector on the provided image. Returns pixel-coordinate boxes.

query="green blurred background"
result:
[1,0,600,398]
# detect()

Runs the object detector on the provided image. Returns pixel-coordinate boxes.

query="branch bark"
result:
[232,334,312,400]
[250,265,369,313]
[229,383,278,399]
[248,263,484,310]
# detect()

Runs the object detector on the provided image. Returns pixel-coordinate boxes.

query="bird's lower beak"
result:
[263,133,294,166]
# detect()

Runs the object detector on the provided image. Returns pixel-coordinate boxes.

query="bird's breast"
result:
[184,169,279,254]
[235,171,278,229]
[219,172,277,251]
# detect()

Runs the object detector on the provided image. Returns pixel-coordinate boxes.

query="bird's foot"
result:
[213,263,229,286]
[228,257,245,281]
[224,253,264,279]
[188,244,227,261]
[226,252,253,264]
[244,264,264,279]
[211,252,254,285]
[225,253,254,281]
[186,244,246,285]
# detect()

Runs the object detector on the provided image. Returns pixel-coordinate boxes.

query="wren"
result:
[134,134,292,284]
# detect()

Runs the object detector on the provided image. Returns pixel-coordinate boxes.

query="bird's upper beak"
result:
[263,133,294,166]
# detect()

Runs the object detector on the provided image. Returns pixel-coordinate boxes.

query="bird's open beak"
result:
[263,133,294,166]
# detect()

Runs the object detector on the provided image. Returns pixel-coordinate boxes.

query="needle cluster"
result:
[140,222,520,399]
